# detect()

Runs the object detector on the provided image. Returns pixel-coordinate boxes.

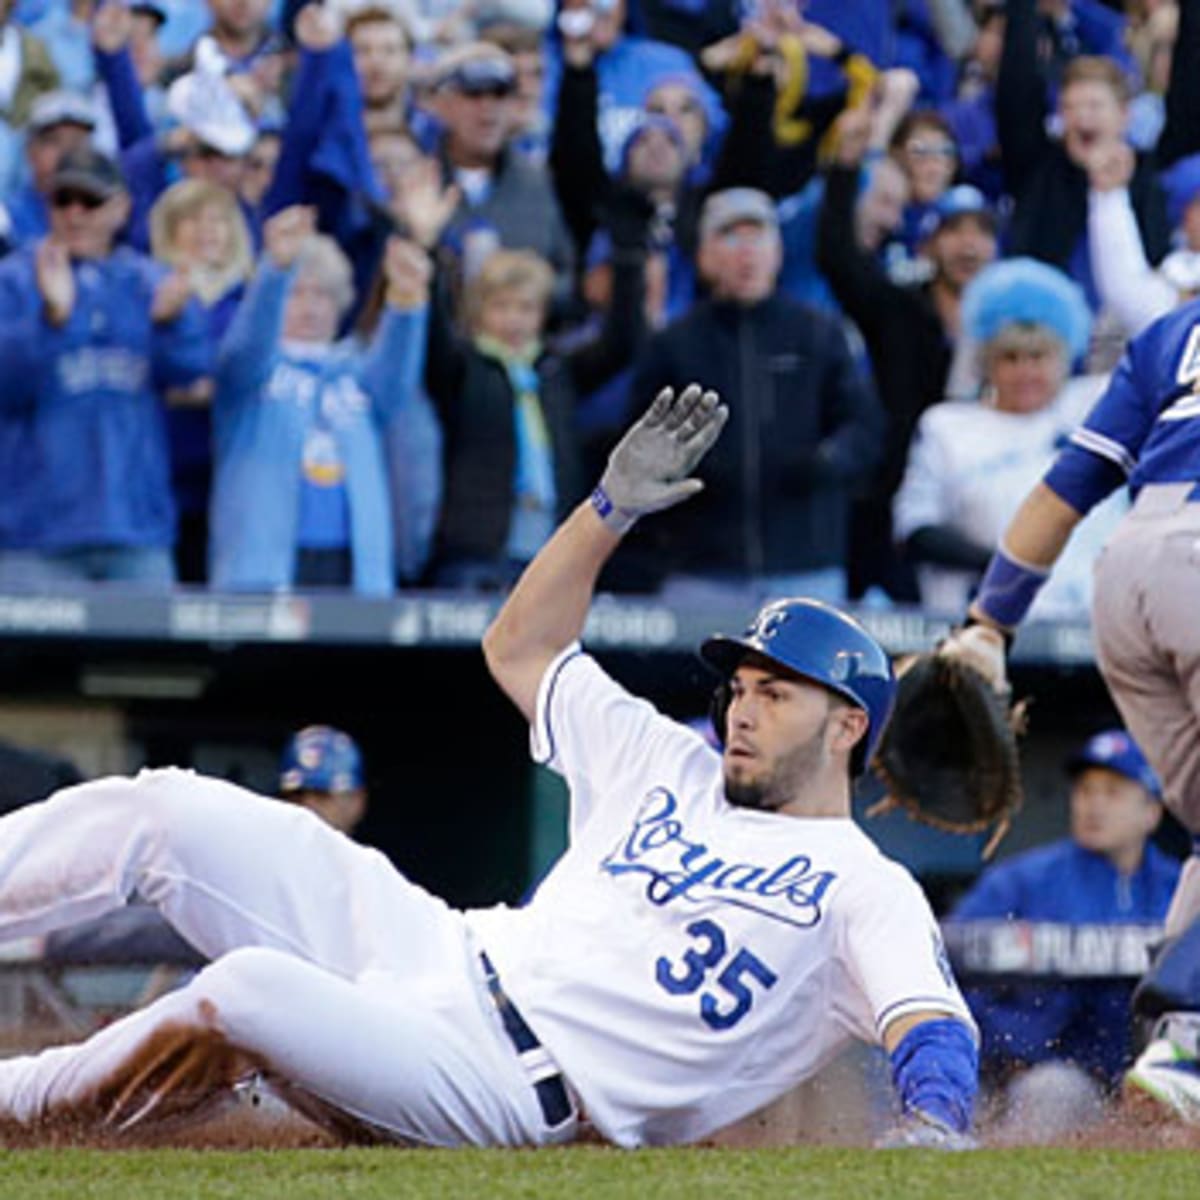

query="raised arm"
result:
[816,107,897,343]
[995,0,1051,188]
[1087,171,1176,336]
[483,384,728,721]
[92,4,154,150]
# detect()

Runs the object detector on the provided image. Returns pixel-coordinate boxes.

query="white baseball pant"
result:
[0,768,575,1146]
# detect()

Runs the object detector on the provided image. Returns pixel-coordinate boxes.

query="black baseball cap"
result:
[49,147,126,201]
[129,0,167,25]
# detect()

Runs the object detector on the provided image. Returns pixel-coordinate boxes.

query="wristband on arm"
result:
[972,546,1050,631]
[888,1017,979,1135]
[590,484,638,535]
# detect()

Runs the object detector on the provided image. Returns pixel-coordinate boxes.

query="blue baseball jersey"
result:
[1046,298,1200,511]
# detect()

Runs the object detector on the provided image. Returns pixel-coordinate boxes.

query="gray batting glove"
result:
[591,383,728,534]
[874,1113,979,1151]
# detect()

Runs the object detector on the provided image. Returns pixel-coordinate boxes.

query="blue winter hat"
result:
[961,257,1092,361]
[641,68,720,136]
[1066,729,1161,799]
[279,725,364,795]
[1161,152,1200,229]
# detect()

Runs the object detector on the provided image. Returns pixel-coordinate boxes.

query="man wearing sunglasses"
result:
[428,43,574,297]
[0,146,211,589]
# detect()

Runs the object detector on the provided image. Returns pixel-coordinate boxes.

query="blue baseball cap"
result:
[279,726,364,795]
[1066,729,1161,799]
[918,184,996,241]
[1162,152,1200,229]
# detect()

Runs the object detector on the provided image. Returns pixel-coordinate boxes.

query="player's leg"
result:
[1094,510,1200,1120]
[0,943,556,1147]
[0,768,459,979]
[1093,518,1200,937]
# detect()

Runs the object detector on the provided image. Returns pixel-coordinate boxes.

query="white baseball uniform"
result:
[893,377,1127,618]
[0,645,970,1147]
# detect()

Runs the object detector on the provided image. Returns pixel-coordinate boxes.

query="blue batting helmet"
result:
[279,725,364,795]
[700,598,897,776]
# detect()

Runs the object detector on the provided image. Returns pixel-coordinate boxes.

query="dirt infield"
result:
[1,1092,1198,1153]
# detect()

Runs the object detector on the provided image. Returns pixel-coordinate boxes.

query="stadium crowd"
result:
[0,0,1195,611]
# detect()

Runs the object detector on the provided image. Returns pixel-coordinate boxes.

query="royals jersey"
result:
[465,646,973,1148]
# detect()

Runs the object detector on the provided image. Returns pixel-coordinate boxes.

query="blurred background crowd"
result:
[0,0,1195,612]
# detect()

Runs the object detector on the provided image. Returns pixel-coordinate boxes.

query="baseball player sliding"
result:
[944,296,1200,1119]
[0,385,977,1148]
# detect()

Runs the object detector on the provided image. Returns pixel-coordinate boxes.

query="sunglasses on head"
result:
[51,188,106,210]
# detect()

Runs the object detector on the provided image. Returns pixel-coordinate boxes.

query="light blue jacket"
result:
[209,264,429,595]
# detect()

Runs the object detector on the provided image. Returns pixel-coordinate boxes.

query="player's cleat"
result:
[1124,1015,1200,1123]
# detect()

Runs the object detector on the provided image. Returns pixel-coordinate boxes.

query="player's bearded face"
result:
[721,666,849,811]
[723,719,831,811]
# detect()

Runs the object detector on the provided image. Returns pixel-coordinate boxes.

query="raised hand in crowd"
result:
[263,205,317,270]
[558,2,601,67]
[392,157,460,251]
[294,2,344,53]
[700,0,839,77]
[750,0,837,58]
[382,237,432,310]
[556,0,621,66]
[830,104,873,168]
[150,270,194,325]
[699,26,765,75]
[91,0,133,53]
[35,238,75,327]
[1082,137,1136,193]
[795,15,843,59]
[871,68,920,148]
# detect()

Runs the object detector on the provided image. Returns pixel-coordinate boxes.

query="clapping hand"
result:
[151,270,193,324]
[35,238,75,326]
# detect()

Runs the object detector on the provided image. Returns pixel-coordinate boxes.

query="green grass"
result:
[0,1147,1195,1200]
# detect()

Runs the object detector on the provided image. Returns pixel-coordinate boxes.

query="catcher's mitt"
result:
[868,651,1026,858]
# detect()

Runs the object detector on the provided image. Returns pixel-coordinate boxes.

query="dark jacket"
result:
[629,293,883,581]
[816,162,955,600]
[424,244,645,570]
